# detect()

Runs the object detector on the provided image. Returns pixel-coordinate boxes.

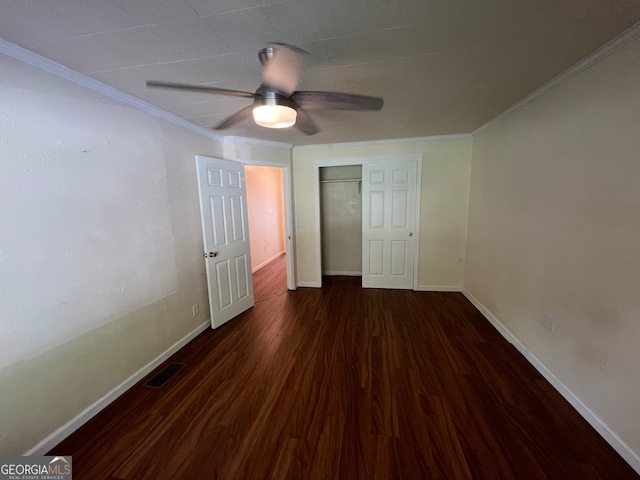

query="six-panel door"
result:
[196,156,254,328]
[362,161,417,289]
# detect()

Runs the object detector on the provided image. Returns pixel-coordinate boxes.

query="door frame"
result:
[240,158,296,291]
[313,154,422,289]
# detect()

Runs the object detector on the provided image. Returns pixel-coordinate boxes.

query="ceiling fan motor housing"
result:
[253,85,298,128]
[256,84,297,108]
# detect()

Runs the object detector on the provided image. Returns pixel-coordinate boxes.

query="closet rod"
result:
[319,178,361,184]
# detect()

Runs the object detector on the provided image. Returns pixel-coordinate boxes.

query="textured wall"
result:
[0,53,222,454]
[465,36,640,462]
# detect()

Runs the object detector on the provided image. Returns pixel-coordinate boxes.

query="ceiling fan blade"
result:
[213,105,256,130]
[294,107,320,135]
[262,44,304,95]
[146,80,255,99]
[292,91,383,111]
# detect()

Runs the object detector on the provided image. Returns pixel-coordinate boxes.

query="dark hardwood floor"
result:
[253,252,288,303]
[50,272,638,479]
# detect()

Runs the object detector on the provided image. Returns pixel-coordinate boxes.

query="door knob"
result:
[408,232,413,237]
[209,251,218,257]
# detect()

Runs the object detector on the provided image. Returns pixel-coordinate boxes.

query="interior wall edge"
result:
[462,288,640,475]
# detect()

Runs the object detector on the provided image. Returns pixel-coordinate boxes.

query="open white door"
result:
[196,156,254,328]
[362,160,417,289]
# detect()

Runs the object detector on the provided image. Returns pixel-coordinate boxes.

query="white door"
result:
[196,156,254,328]
[362,161,417,289]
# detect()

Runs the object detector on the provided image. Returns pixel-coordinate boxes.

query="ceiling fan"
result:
[146,43,383,135]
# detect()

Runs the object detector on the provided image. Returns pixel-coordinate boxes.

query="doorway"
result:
[245,165,289,302]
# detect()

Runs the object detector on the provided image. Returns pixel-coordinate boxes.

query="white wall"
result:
[0,53,222,454]
[465,36,640,466]
[293,137,473,289]
[245,165,286,270]
[223,137,292,166]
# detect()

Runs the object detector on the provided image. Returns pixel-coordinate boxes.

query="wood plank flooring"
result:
[253,253,288,304]
[50,273,639,479]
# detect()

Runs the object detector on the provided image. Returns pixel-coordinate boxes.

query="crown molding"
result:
[293,133,472,151]
[474,21,640,136]
[0,37,223,142]
[223,135,293,150]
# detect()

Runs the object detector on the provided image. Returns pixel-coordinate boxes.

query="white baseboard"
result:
[297,281,321,288]
[25,320,210,456]
[322,270,362,276]
[462,288,640,475]
[252,251,285,273]
[416,285,462,292]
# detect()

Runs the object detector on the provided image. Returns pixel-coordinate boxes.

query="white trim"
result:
[24,320,210,456]
[283,167,296,291]
[223,135,293,150]
[283,168,296,290]
[412,157,423,290]
[323,270,362,276]
[474,22,640,136]
[252,251,286,273]
[0,38,223,142]
[416,285,462,292]
[462,288,640,475]
[294,133,472,151]
[297,281,322,288]
[313,163,323,288]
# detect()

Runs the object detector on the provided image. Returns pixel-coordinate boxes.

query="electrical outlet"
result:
[543,313,554,332]
[192,304,199,317]
[458,257,464,266]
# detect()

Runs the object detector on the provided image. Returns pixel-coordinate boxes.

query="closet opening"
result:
[319,165,363,279]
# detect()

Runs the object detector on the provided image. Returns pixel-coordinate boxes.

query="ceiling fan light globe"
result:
[252,104,297,128]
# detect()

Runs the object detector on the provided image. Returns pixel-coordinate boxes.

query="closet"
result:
[319,165,362,276]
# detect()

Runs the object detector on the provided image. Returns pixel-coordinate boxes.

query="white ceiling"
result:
[1,0,639,146]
